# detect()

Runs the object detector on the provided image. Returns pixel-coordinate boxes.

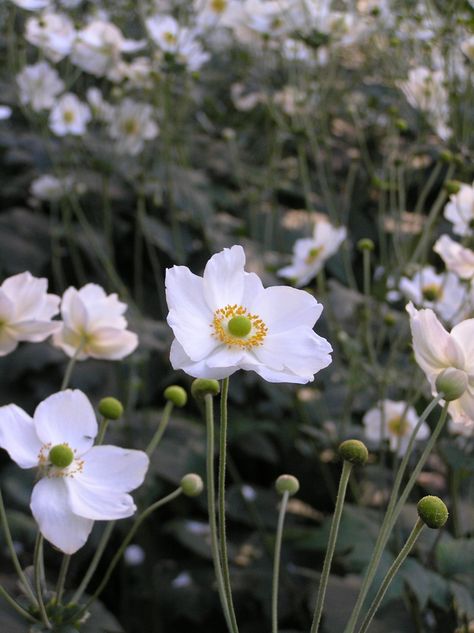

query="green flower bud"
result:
[181,473,204,497]
[275,474,300,496]
[395,118,408,132]
[383,312,396,327]
[191,379,220,399]
[444,180,461,195]
[338,439,369,466]
[439,149,454,163]
[357,238,375,252]
[164,385,188,408]
[98,397,124,420]
[435,368,468,401]
[417,495,448,529]
[49,444,74,468]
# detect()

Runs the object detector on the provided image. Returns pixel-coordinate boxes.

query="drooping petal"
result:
[66,477,137,521]
[37,293,61,320]
[78,446,149,492]
[170,338,238,379]
[0,404,42,468]
[450,319,474,374]
[34,390,97,455]
[1,273,48,321]
[8,319,61,342]
[202,245,246,311]
[30,477,94,554]
[250,363,311,384]
[86,326,138,360]
[252,286,323,334]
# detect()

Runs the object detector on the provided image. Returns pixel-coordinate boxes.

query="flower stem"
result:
[0,584,37,623]
[205,393,233,631]
[55,554,70,605]
[33,534,51,629]
[145,401,174,456]
[219,377,239,633]
[356,519,425,633]
[60,340,85,390]
[271,490,289,633]
[310,460,353,633]
[95,417,110,446]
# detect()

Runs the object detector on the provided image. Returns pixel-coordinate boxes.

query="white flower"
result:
[0,106,12,120]
[0,390,149,554]
[108,99,159,155]
[49,93,91,136]
[449,416,473,437]
[146,15,210,70]
[53,283,138,360]
[86,87,114,121]
[278,217,347,287]
[166,245,332,383]
[399,265,467,324]
[0,272,60,356]
[17,62,65,112]
[194,0,244,29]
[434,235,474,280]
[363,400,430,455]
[444,181,474,237]
[9,0,51,9]
[25,12,76,62]
[406,302,474,427]
[124,544,145,566]
[31,174,74,201]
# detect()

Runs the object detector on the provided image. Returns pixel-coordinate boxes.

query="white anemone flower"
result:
[166,245,332,383]
[406,302,474,427]
[363,400,429,455]
[17,62,65,112]
[25,12,76,62]
[0,272,61,356]
[108,99,159,155]
[49,93,91,137]
[31,174,74,201]
[0,106,12,120]
[53,283,138,360]
[434,235,474,280]
[0,390,149,554]
[278,217,347,287]
[444,181,474,237]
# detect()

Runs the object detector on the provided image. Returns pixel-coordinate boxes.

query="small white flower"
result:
[124,544,145,566]
[0,272,60,357]
[278,217,347,287]
[166,245,332,383]
[0,106,12,120]
[434,235,474,280]
[363,400,430,455]
[108,99,159,155]
[171,571,193,588]
[86,88,114,121]
[25,12,76,62]
[444,181,474,237]
[9,0,51,9]
[449,416,473,437]
[0,390,149,554]
[195,0,244,29]
[146,15,182,52]
[53,283,138,360]
[49,93,91,136]
[31,174,74,201]
[17,62,65,112]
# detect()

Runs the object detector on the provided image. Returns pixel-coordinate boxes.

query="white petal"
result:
[52,325,88,359]
[202,245,246,311]
[450,319,474,374]
[252,286,323,334]
[33,390,97,454]
[170,338,238,379]
[30,477,93,554]
[66,477,137,521]
[68,291,89,332]
[0,405,42,468]
[241,272,265,308]
[78,446,149,491]
[0,289,14,321]
[1,272,47,320]
[250,364,311,384]
[0,328,19,356]
[8,319,61,342]
[86,326,138,360]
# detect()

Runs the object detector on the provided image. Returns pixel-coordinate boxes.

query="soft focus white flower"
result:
[166,245,332,383]
[25,12,76,62]
[399,265,467,324]
[0,390,149,554]
[30,174,74,200]
[461,35,474,62]
[0,106,12,120]
[124,544,145,566]
[172,571,193,588]
[86,87,114,121]
[17,62,65,112]
[363,400,430,455]
[146,15,210,70]
[278,217,347,287]
[53,283,138,360]
[0,272,60,356]
[108,99,159,155]
[449,416,473,437]
[49,93,91,136]
[434,235,474,280]
[407,302,474,427]
[231,83,265,111]
[10,0,50,9]
[195,0,244,29]
[444,181,474,237]
[273,85,307,115]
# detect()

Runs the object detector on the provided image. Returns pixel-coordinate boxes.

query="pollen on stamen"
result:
[211,304,268,349]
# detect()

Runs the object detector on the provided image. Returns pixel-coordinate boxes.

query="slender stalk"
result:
[204,393,233,631]
[310,460,353,633]
[55,554,70,604]
[60,340,85,390]
[33,534,51,629]
[218,377,239,633]
[95,417,110,446]
[145,401,174,456]
[0,584,37,623]
[357,519,425,633]
[272,490,289,633]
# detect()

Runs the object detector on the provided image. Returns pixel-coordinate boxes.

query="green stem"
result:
[33,534,51,629]
[310,460,353,633]
[95,417,110,446]
[356,520,425,633]
[145,400,174,456]
[272,490,289,633]
[55,554,70,604]
[60,340,85,390]
[218,377,239,633]
[0,584,37,623]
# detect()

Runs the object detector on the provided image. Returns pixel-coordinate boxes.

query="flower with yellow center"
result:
[363,400,430,455]
[166,245,332,383]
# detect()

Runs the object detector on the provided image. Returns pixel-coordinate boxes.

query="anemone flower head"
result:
[0,390,149,553]
[165,244,332,383]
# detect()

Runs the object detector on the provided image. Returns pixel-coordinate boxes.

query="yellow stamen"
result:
[305,246,324,265]
[388,416,410,437]
[422,283,443,301]
[211,304,268,349]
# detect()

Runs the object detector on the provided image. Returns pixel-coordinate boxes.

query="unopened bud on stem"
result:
[191,379,220,399]
[435,368,468,401]
[164,385,187,407]
[417,496,448,529]
[338,439,368,466]
[98,397,123,420]
[275,474,300,496]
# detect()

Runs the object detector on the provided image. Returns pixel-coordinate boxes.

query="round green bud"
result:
[98,397,124,420]
[439,149,454,163]
[395,118,408,132]
[191,379,220,399]
[383,312,396,327]
[49,444,74,469]
[275,474,300,496]
[181,473,204,497]
[444,180,461,195]
[435,368,468,401]
[164,385,188,408]
[338,439,369,466]
[417,495,448,529]
[228,315,252,338]
[357,238,375,252]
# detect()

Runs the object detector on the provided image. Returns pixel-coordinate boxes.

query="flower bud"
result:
[338,439,368,466]
[181,473,204,497]
[275,474,300,496]
[395,118,408,132]
[439,149,454,163]
[383,312,396,327]
[357,238,375,252]
[417,495,448,529]
[98,397,124,420]
[191,379,220,399]
[444,180,461,195]
[164,385,188,408]
[435,368,468,401]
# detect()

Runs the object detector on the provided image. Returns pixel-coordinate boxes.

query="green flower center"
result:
[305,246,324,265]
[388,416,409,437]
[422,284,443,301]
[211,0,227,12]
[228,315,252,338]
[49,444,74,468]
[63,110,75,124]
